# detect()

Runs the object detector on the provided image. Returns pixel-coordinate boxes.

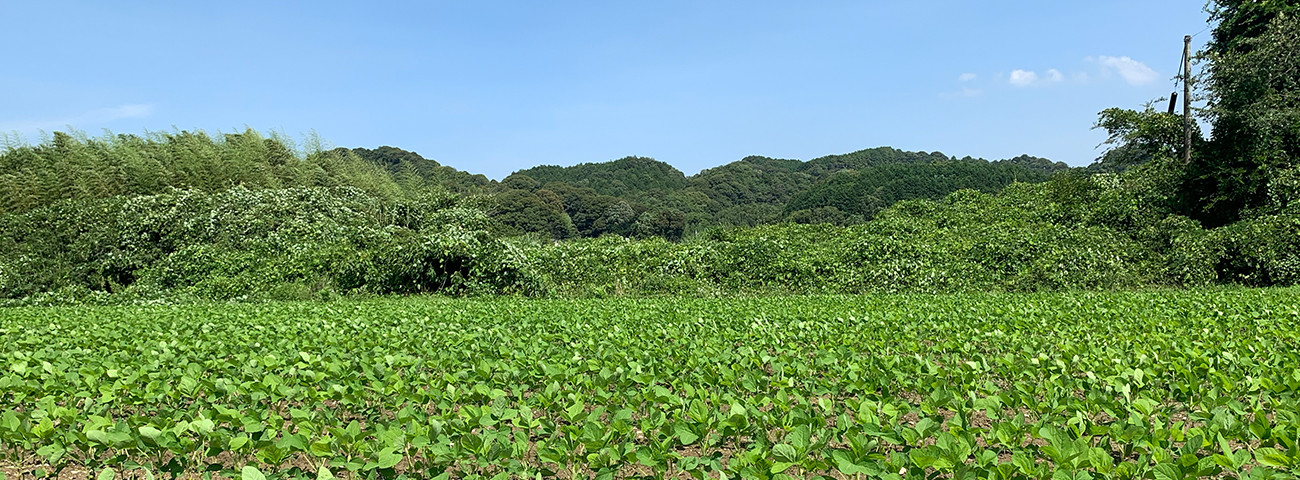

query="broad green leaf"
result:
[1255,448,1292,468]
[191,418,215,435]
[1153,463,1182,480]
[138,426,162,440]
[1089,447,1114,473]
[770,462,796,474]
[241,466,266,480]
[773,443,799,463]
[378,449,402,469]
[675,425,699,445]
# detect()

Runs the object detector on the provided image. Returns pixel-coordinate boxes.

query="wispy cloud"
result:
[0,103,155,133]
[1008,68,1068,87]
[958,73,977,82]
[1093,56,1158,85]
[1009,70,1039,87]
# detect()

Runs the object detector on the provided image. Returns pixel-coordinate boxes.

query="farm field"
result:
[2,289,1300,480]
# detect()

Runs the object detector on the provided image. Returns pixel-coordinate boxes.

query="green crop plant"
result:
[2,289,1299,479]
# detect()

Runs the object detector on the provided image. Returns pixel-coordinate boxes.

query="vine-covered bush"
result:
[3,161,1299,303]
[1211,213,1300,286]
[0,186,531,302]
[516,173,1271,297]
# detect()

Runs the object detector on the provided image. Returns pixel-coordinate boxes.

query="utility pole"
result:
[1183,35,1192,164]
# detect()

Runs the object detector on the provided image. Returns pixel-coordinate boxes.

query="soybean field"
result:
[2,290,1300,480]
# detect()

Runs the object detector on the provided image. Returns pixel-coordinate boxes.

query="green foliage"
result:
[513,156,688,198]
[497,147,1068,237]
[1211,212,1300,286]
[5,123,1300,302]
[1088,1,1300,284]
[0,187,531,301]
[997,154,1074,175]
[786,206,865,226]
[7,163,1298,303]
[0,129,420,214]
[1093,106,1197,171]
[520,170,1267,297]
[490,189,577,240]
[1,290,1298,478]
[784,160,1051,220]
[531,182,645,238]
[633,208,687,241]
[682,156,815,228]
[1206,0,1300,57]
[796,146,951,174]
[1183,3,1300,225]
[336,146,493,194]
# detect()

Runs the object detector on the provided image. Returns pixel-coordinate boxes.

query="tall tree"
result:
[1189,2,1300,224]
[1092,106,1192,172]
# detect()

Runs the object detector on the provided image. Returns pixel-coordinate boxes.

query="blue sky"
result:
[1,1,1211,179]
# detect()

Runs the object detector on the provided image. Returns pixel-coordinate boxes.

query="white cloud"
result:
[1009,70,1039,87]
[958,73,977,82]
[1007,68,1073,87]
[1095,56,1158,85]
[0,103,155,133]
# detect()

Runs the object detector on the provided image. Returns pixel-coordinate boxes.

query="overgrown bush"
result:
[4,136,1300,303]
[1211,213,1300,286]
[0,186,533,301]
[516,172,1288,297]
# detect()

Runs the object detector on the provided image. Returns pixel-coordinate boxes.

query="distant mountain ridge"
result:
[384,145,1072,238]
[507,147,1067,196]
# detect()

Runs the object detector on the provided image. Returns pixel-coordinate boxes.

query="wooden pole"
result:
[1183,35,1192,164]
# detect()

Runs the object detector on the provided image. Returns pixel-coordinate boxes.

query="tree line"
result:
[436,148,1066,240]
[0,0,1296,302]
[0,129,1068,240]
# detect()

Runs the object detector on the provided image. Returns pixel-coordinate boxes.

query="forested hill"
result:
[0,129,1068,240]
[493,147,1070,238]
[335,146,494,194]
[512,156,689,198]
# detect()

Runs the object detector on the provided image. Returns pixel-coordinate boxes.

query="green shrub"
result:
[6,157,1300,302]
[1212,213,1300,286]
[0,186,535,301]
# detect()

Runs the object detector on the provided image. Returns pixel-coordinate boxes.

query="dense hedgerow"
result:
[518,191,1155,297]
[2,127,1298,302]
[3,171,1299,303]
[0,186,534,302]
[517,170,1300,297]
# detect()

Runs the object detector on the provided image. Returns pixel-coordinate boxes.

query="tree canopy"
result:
[490,147,1070,239]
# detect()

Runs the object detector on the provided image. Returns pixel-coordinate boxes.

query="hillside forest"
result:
[1,0,1298,303]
